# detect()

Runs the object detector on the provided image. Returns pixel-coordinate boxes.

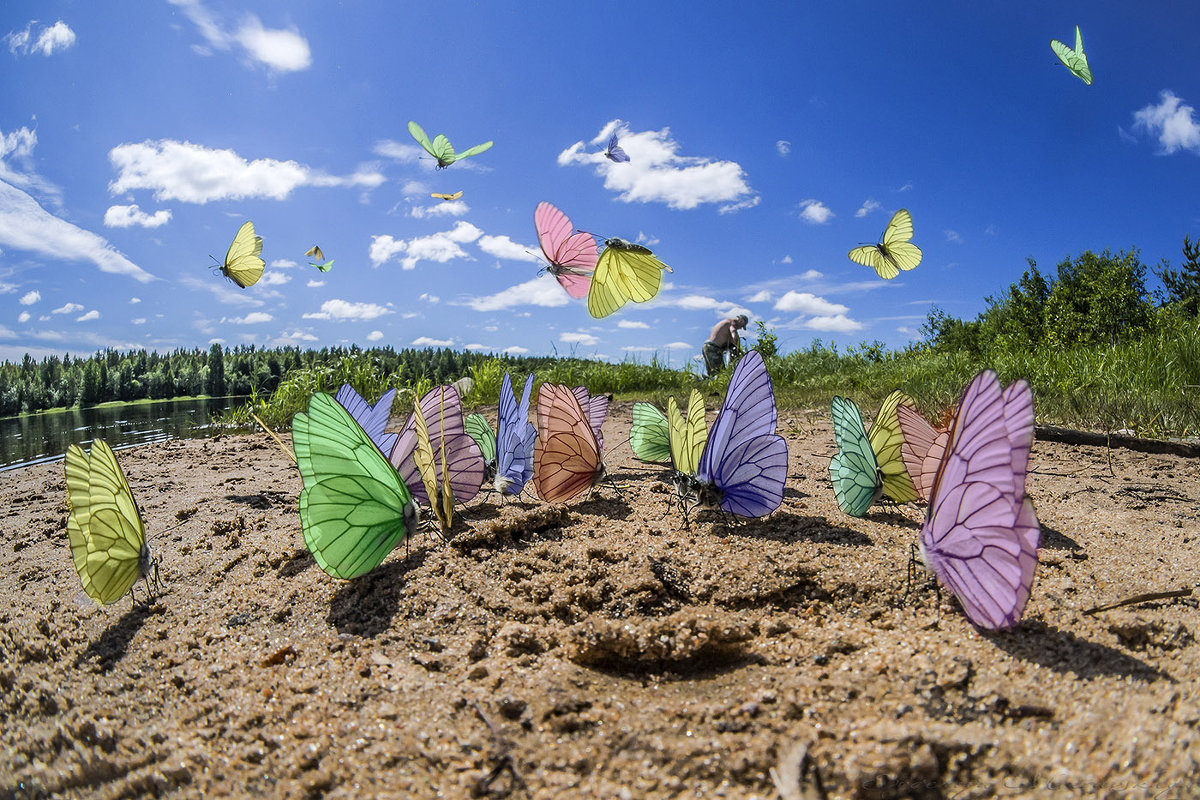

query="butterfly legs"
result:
[900,543,941,629]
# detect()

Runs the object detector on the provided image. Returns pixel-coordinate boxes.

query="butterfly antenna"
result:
[251,412,296,464]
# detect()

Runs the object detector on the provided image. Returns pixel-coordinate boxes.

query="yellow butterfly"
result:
[587,238,673,319]
[866,390,920,504]
[305,245,325,262]
[848,209,922,280]
[412,394,455,533]
[430,191,463,201]
[63,440,158,605]
[667,390,707,478]
[220,221,265,288]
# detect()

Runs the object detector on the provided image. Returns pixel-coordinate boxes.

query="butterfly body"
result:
[408,121,493,168]
[220,221,265,288]
[848,209,921,280]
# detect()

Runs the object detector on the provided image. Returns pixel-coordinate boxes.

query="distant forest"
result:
[0,344,557,417]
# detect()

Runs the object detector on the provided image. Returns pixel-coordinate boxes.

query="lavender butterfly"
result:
[920,370,1040,630]
[389,385,486,505]
[695,350,788,518]
[572,386,610,452]
[494,373,537,496]
[334,384,398,455]
[604,132,630,163]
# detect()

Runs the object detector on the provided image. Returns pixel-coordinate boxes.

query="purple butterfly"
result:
[921,370,1040,630]
[495,373,537,495]
[695,350,788,517]
[334,384,398,455]
[571,386,610,452]
[389,384,486,505]
[604,132,630,163]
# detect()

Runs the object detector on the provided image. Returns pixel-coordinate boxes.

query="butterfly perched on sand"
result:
[431,191,463,201]
[305,245,333,272]
[408,121,493,168]
[604,132,630,163]
[848,209,922,280]
[464,413,497,483]
[533,383,604,504]
[695,351,788,518]
[64,440,158,604]
[494,373,537,496]
[896,404,949,503]
[535,202,598,299]
[389,385,486,510]
[920,370,1040,629]
[630,402,671,464]
[217,221,264,288]
[830,391,921,516]
[1051,25,1092,85]
[292,392,418,580]
[588,238,672,319]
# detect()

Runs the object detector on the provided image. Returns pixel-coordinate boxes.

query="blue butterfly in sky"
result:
[604,132,630,163]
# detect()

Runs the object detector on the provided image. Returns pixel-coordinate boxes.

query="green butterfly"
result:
[64,440,158,605]
[464,413,497,467]
[407,121,493,169]
[293,392,418,579]
[829,396,884,517]
[1051,25,1092,85]
[630,402,671,463]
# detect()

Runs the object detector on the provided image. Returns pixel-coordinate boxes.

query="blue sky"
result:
[2,2,1199,367]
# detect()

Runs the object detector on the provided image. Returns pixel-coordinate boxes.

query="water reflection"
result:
[0,397,243,472]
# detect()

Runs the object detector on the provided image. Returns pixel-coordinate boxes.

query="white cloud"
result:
[1132,90,1200,155]
[560,332,599,347]
[464,343,489,351]
[558,120,758,211]
[19,290,39,305]
[657,295,749,319]
[944,229,962,243]
[259,271,291,286]
[369,221,482,269]
[464,274,570,311]
[776,140,791,156]
[503,345,529,355]
[418,292,439,304]
[270,258,297,268]
[663,341,693,351]
[774,291,848,316]
[169,0,311,73]
[855,199,880,218]
[409,200,469,219]
[5,20,75,56]
[180,274,263,307]
[104,204,172,228]
[17,311,29,323]
[52,303,84,315]
[374,140,426,163]
[222,312,272,324]
[798,199,834,224]
[366,330,384,342]
[746,290,772,303]
[477,234,540,263]
[271,330,318,345]
[76,309,99,322]
[306,279,325,288]
[131,318,146,325]
[804,314,863,333]
[108,140,382,203]
[130,297,141,304]
[0,181,155,282]
[302,299,391,321]
[779,255,793,264]
[412,336,454,347]
[0,125,60,203]
[801,269,823,280]
[618,320,650,329]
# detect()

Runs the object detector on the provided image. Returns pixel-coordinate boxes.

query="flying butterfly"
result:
[292,392,418,579]
[305,245,333,272]
[217,221,265,288]
[1051,25,1093,85]
[604,132,630,163]
[588,237,672,319]
[920,371,1040,630]
[431,191,463,201]
[535,202,598,299]
[64,440,158,605]
[533,383,604,504]
[848,209,922,280]
[408,121,493,168]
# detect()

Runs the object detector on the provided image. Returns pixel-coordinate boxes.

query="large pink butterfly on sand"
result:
[535,202,598,299]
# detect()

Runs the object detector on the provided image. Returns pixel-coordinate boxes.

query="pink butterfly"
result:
[895,404,949,503]
[535,202,597,299]
[921,370,1040,630]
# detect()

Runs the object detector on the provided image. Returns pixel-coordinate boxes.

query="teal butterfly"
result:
[630,402,671,463]
[464,412,497,482]
[292,392,418,579]
[407,121,493,169]
[829,396,884,517]
[1050,25,1092,85]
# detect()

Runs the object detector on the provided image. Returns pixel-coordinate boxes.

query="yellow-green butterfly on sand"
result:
[408,121,493,169]
[305,244,334,273]
[1051,25,1092,85]
[217,221,265,288]
[587,238,673,319]
[848,209,922,280]
[64,440,159,605]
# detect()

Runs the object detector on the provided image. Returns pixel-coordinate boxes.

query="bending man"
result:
[703,314,748,377]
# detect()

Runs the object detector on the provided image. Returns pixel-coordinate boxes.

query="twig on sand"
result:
[1083,588,1194,616]
[471,701,527,797]
[251,412,296,464]
[771,740,827,800]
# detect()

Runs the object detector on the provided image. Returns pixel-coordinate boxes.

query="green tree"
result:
[979,258,1050,353]
[1043,248,1152,347]
[206,343,226,396]
[1155,234,1200,315]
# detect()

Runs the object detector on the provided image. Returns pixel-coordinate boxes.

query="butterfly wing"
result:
[896,404,947,502]
[630,402,671,463]
[605,133,630,163]
[696,351,787,517]
[533,383,602,503]
[431,191,463,201]
[829,396,883,517]
[879,209,922,274]
[868,390,920,504]
[587,246,668,318]
[305,245,325,262]
[847,244,889,278]
[1051,27,1093,85]
[455,140,494,162]
[222,221,265,288]
[675,389,708,476]
[921,371,1040,629]
[570,387,609,452]
[535,202,597,298]
[408,120,439,159]
[464,413,497,467]
[334,384,398,456]
[311,259,334,272]
[410,396,442,516]
[495,373,537,495]
[293,393,415,579]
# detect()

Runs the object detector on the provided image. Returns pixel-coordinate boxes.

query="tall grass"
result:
[220,319,1200,439]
